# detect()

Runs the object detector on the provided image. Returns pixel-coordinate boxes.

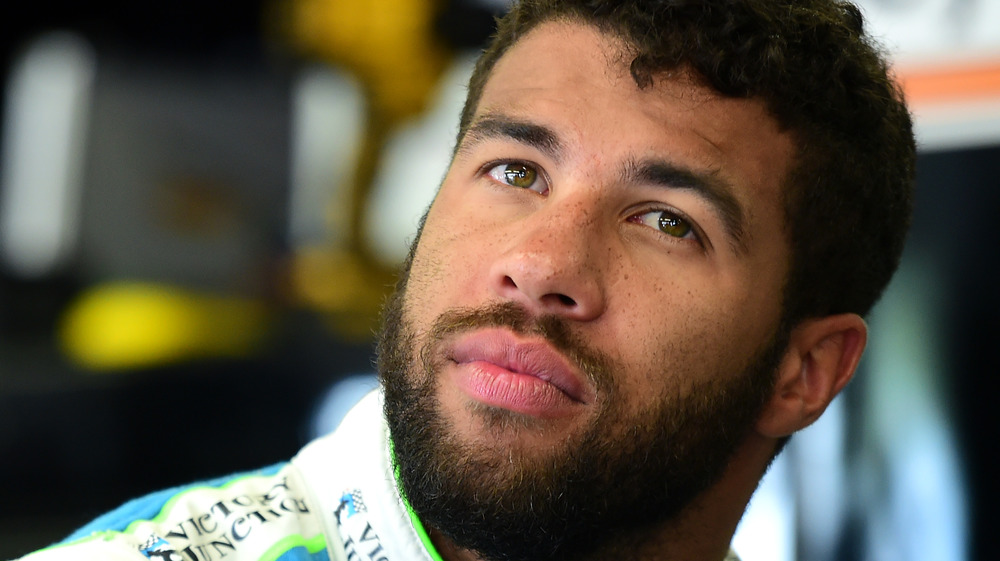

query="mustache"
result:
[421,301,615,394]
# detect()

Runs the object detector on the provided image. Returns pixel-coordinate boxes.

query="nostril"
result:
[497,270,591,314]
[555,294,576,307]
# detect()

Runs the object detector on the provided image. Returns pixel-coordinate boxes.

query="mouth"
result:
[446,328,595,409]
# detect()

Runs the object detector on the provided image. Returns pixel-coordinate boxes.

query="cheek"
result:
[602,275,762,399]
[403,207,499,325]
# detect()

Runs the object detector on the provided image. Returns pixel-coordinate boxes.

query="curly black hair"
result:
[457,0,916,328]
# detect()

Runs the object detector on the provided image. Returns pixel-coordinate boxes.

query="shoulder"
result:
[14,390,386,561]
[17,463,329,561]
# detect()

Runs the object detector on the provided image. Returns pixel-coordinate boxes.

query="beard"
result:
[377,271,784,561]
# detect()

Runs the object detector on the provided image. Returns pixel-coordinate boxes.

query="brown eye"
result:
[488,163,544,192]
[632,209,696,240]
[504,164,536,188]
[657,212,692,238]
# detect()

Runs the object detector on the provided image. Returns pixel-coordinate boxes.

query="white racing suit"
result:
[16,390,741,561]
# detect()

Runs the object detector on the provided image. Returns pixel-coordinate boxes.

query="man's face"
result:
[380,20,796,561]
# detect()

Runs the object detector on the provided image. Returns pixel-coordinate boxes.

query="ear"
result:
[755,313,867,438]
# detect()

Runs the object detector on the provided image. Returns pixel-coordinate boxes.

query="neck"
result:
[427,434,777,561]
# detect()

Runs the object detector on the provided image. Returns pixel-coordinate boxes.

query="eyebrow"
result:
[623,159,749,254]
[458,114,564,162]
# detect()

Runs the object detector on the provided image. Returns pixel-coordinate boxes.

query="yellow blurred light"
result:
[287,0,449,120]
[59,282,270,371]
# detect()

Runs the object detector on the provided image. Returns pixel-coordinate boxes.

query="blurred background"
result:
[0,1,996,560]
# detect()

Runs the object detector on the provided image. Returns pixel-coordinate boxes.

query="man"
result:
[17,1,914,560]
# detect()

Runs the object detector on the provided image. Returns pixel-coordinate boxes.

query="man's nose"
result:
[487,203,607,321]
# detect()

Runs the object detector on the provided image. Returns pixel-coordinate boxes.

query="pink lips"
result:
[446,329,594,417]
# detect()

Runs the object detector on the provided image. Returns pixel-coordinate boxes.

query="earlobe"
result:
[755,314,867,438]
